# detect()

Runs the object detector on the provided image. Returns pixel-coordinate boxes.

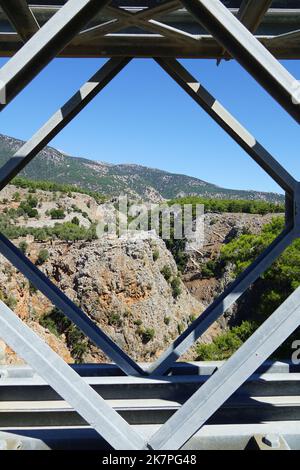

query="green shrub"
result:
[201,260,220,279]
[19,240,28,254]
[108,313,123,327]
[49,208,65,220]
[153,249,160,261]
[35,229,48,242]
[12,177,106,204]
[171,276,181,298]
[37,248,49,265]
[196,321,257,360]
[139,327,155,344]
[18,197,39,218]
[29,282,37,295]
[6,294,17,310]
[164,316,170,325]
[161,265,172,282]
[13,192,21,202]
[168,196,284,215]
[209,216,300,359]
[39,307,87,362]
[71,216,80,225]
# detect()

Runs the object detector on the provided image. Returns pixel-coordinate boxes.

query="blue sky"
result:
[0,56,299,194]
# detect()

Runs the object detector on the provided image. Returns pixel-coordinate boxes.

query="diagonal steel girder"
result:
[180,0,300,124]
[0,300,146,450]
[149,281,300,449]
[0,56,146,378]
[0,57,131,189]
[155,58,297,195]
[78,1,188,46]
[148,58,297,376]
[103,4,198,47]
[217,0,273,63]
[0,0,40,42]
[237,0,273,32]
[0,0,111,110]
[149,228,295,376]
[0,234,146,377]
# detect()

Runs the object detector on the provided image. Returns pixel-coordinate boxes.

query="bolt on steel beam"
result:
[180,0,300,124]
[0,0,111,109]
[149,285,300,449]
[0,300,146,450]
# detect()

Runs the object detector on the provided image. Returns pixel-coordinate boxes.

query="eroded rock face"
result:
[44,237,203,362]
[0,236,203,364]
[183,212,280,307]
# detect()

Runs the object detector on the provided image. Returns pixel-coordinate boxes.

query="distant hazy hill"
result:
[0,133,283,203]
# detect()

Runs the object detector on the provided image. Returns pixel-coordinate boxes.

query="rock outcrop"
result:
[0,236,203,364]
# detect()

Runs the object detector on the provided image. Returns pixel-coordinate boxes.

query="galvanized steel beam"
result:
[156,58,297,194]
[0,0,111,109]
[217,0,273,63]
[237,0,273,32]
[2,33,300,59]
[149,286,300,449]
[149,57,297,376]
[0,300,146,450]
[0,234,145,377]
[180,0,300,124]
[0,57,131,189]
[79,1,189,45]
[0,0,40,42]
[149,228,295,376]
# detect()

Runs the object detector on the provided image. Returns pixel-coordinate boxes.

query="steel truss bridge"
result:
[0,0,300,450]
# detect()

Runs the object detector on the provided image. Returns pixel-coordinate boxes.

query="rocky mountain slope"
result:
[0,182,214,364]
[0,133,283,203]
[0,236,208,365]
[183,212,281,312]
[0,181,282,365]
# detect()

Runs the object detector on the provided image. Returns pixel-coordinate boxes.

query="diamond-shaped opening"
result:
[0,2,298,452]
[0,57,294,377]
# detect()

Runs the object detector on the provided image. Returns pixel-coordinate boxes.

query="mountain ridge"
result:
[0,133,283,203]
